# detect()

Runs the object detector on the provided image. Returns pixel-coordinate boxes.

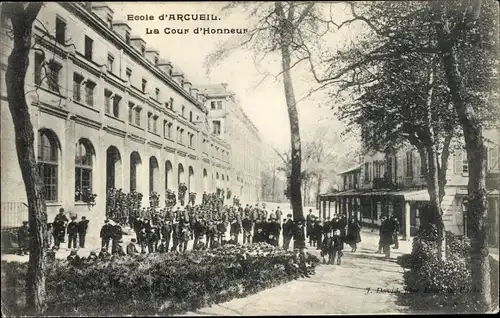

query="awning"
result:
[360,191,390,196]
[319,189,360,198]
[338,165,362,175]
[396,189,430,202]
[456,188,499,196]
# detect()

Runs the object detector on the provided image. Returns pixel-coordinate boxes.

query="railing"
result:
[1,202,29,229]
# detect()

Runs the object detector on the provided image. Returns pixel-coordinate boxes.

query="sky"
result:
[109,2,359,152]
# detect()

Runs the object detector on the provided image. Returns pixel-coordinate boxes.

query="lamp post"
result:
[462,198,469,238]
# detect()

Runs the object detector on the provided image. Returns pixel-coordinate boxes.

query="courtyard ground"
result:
[180,228,413,315]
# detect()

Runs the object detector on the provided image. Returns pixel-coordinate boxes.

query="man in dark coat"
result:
[242,214,253,244]
[306,210,314,246]
[338,215,348,241]
[390,216,400,249]
[67,217,79,249]
[269,218,281,247]
[100,220,113,252]
[179,221,191,252]
[315,219,324,250]
[378,216,393,258]
[54,208,69,243]
[346,218,362,252]
[192,217,204,250]
[160,220,172,251]
[111,224,123,254]
[17,221,30,255]
[146,225,157,253]
[206,220,217,249]
[217,219,227,244]
[292,219,306,250]
[323,216,332,235]
[78,216,89,248]
[253,219,262,243]
[171,219,182,252]
[229,218,241,244]
[282,214,294,250]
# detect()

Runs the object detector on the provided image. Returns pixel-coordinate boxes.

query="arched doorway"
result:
[203,169,208,192]
[149,156,159,193]
[188,166,194,193]
[106,146,121,191]
[178,163,185,187]
[165,160,173,190]
[130,151,142,192]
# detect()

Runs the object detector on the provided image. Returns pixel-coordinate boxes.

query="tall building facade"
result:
[199,84,262,204]
[0,3,236,235]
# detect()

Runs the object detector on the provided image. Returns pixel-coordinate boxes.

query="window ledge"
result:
[150,132,160,137]
[461,172,469,177]
[46,202,62,207]
[74,100,99,113]
[74,202,93,206]
[129,123,144,131]
[105,113,125,123]
[35,84,67,99]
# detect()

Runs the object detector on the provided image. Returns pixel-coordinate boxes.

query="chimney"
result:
[172,71,185,87]
[130,37,147,56]
[183,80,192,93]
[191,87,199,99]
[91,3,114,28]
[158,59,173,76]
[112,21,131,43]
[145,49,159,66]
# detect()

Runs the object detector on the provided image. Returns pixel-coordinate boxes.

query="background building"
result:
[0,2,234,236]
[319,134,499,247]
[200,83,263,204]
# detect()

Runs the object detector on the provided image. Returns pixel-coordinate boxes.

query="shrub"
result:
[1,243,319,316]
[408,256,471,294]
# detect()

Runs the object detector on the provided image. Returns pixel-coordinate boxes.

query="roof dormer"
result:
[172,71,185,87]
[145,49,160,66]
[91,3,114,29]
[158,58,173,76]
[112,21,131,44]
[130,36,147,56]
[183,80,192,93]
[191,87,199,99]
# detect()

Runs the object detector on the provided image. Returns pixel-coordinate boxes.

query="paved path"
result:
[181,229,412,315]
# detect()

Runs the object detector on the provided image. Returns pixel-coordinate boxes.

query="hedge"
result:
[398,230,499,312]
[1,243,320,316]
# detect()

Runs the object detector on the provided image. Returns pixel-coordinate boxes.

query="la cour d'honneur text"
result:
[127,13,248,35]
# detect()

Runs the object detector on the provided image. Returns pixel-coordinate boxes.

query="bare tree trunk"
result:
[4,2,47,314]
[276,2,304,248]
[432,0,492,311]
[426,144,446,260]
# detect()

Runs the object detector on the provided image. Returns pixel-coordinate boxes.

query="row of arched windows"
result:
[36,129,230,203]
[37,129,95,202]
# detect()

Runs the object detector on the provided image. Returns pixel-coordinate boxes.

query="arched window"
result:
[75,139,94,201]
[37,130,59,202]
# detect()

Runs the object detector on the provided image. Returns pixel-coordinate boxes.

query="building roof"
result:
[199,83,235,97]
[338,165,362,176]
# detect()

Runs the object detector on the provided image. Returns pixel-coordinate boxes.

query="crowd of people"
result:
[15,192,400,267]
